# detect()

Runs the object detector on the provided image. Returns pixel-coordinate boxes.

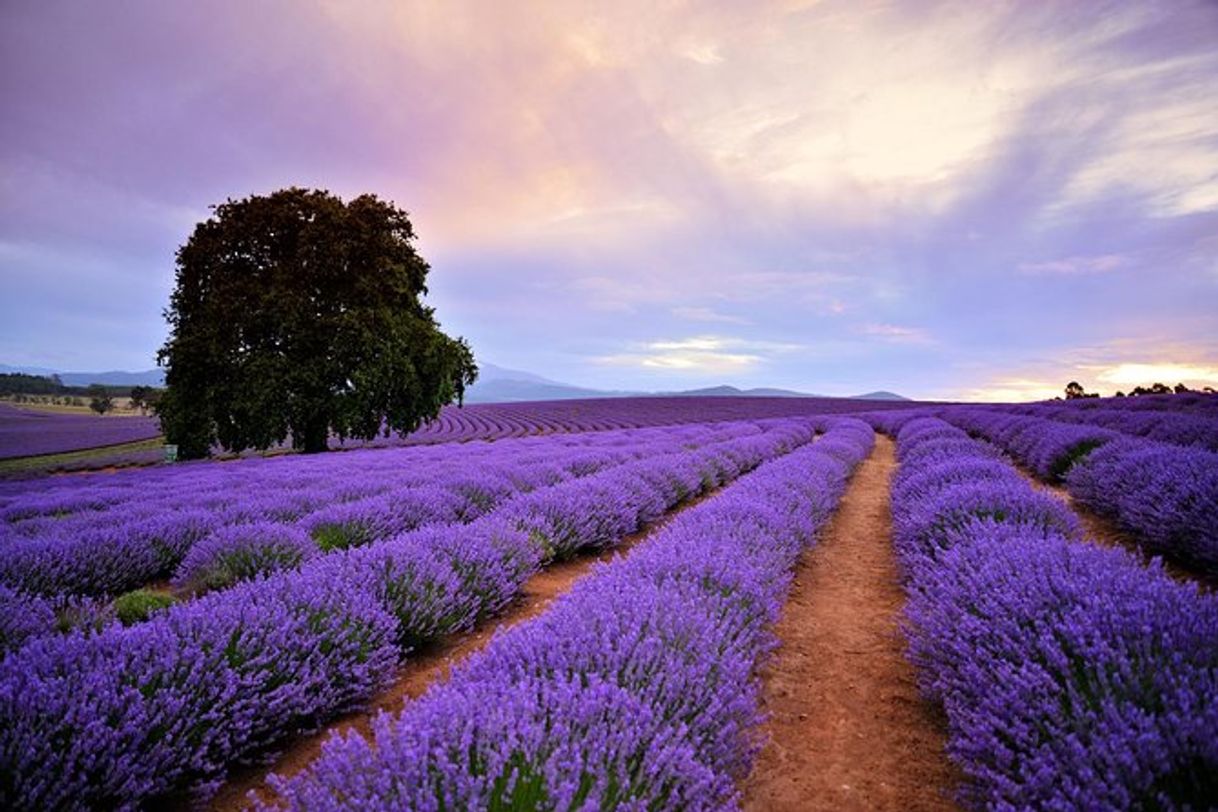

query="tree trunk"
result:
[301,418,329,453]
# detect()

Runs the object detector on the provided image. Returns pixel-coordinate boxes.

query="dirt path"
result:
[207,492,714,811]
[741,435,960,812]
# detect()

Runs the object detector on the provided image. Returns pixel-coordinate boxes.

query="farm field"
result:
[0,402,161,461]
[9,3,1218,809]
[0,395,1215,810]
[0,395,916,478]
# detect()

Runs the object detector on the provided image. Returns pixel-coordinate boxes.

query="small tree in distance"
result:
[156,188,477,459]
[88,384,113,415]
[129,385,149,414]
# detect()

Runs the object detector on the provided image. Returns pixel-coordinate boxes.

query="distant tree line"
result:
[1,374,163,415]
[1063,380,1216,400]
[0,373,160,400]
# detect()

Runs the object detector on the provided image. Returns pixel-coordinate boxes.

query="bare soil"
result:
[741,435,960,812]
[207,491,714,811]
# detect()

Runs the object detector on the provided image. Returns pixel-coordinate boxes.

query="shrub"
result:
[173,523,319,592]
[112,589,177,626]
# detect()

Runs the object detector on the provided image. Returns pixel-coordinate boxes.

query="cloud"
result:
[1095,362,1218,387]
[594,334,803,375]
[1017,254,1128,275]
[944,343,1218,402]
[675,40,724,66]
[958,378,1066,403]
[860,323,933,345]
[4,0,1218,395]
[671,306,750,325]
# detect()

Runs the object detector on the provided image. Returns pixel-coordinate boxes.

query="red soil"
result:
[741,435,961,811]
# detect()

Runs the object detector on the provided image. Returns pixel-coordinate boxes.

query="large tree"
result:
[156,188,477,458]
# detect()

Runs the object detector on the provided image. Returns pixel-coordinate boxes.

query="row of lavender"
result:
[266,419,875,811]
[987,400,1218,452]
[0,403,161,461]
[0,418,821,809]
[0,438,679,650]
[889,417,1217,809]
[0,421,785,652]
[0,421,765,598]
[0,395,905,474]
[1016,391,1218,414]
[381,396,903,445]
[939,409,1218,576]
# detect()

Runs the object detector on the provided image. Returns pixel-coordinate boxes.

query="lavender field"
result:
[7,2,1218,808]
[0,403,161,461]
[0,394,1214,810]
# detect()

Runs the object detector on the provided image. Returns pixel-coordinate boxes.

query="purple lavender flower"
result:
[173,522,320,592]
[892,417,1218,808]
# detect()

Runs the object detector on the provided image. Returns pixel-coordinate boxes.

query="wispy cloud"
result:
[595,334,802,375]
[958,378,1066,403]
[1017,254,1128,275]
[671,306,751,325]
[860,323,934,345]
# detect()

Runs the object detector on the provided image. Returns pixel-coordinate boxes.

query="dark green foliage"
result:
[1064,381,1099,400]
[310,523,367,553]
[87,384,114,415]
[156,188,477,458]
[0,373,62,396]
[112,590,177,626]
[1048,439,1107,481]
[129,386,149,413]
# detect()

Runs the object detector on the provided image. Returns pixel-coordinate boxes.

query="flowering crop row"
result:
[0,421,791,650]
[0,420,766,521]
[994,402,1218,451]
[0,418,819,809]
[0,403,162,461]
[941,409,1218,576]
[264,420,875,811]
[363,395,900,446]
[891,417,1218,809]
[0,421,769,600]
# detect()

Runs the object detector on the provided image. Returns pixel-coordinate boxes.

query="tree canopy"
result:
[87,384,114,415]
[156,188,477,458]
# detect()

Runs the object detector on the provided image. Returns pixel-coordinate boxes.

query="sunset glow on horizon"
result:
[3,0,1217,400]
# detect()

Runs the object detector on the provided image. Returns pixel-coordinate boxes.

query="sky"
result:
[2,0,1217,401]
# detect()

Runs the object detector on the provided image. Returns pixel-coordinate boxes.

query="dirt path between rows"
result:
[208,491,715,811]
[741,435,960,812]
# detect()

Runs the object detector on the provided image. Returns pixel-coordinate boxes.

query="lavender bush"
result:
[0,585,55,654]
[1066,438,1218,575]
[892,417,1218,808]
[173,522,320,592]
[940,409,1218,576]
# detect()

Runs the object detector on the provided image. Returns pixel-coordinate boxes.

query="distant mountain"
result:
[666,385,822,398]
[663,385,907,401]
[465,361,639,403]
[852,391,909,401]
[2,361,909,402]
[466,363,909,403]
[474,362,564,387]
[0,364,164,387]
